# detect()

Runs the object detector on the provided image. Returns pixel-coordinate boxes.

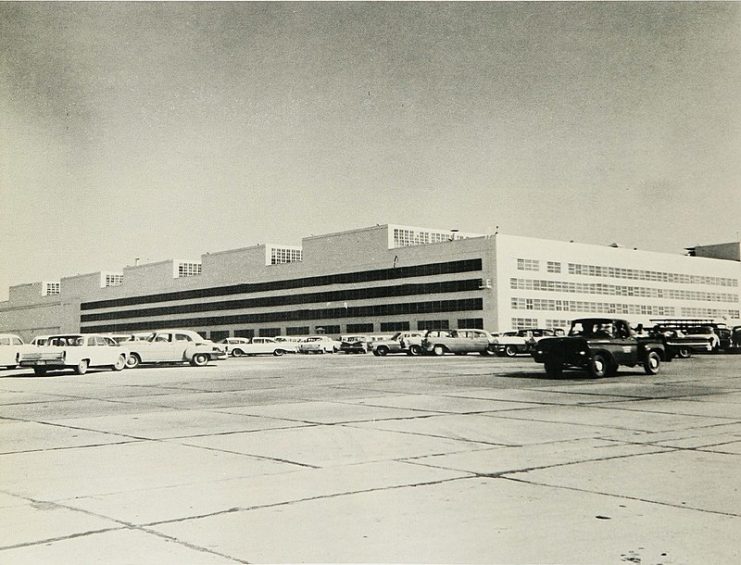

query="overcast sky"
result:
[1,2,739,300]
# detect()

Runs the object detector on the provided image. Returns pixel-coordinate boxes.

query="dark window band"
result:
[80,279,482,323]
[80,298,483,333]
[81,259,482,311]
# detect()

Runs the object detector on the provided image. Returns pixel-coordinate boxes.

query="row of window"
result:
[270,248,303,265]
[568,263,737,287]
[80,279,483,323]
[517,258,738,287]
[209,319,483,339]
[81,298,484,333]
[43,282,60,296]
[510,318,571,330]
[392,228,464,247]
[510,297,677,316]
[176,262,202,278]
[81,259,483,311]
[509,278,738,303]
[681,307,740,319]
[104,274,123,287]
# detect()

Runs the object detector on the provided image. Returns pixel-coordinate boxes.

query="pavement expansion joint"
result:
[502,475,741,518]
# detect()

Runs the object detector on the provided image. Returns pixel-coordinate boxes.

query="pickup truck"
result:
[421,329,496,356]
[18,334,129,376]
[532,318,670,378]
[124,329,227,368]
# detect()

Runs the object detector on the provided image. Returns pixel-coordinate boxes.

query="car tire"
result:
[432,345,446,356]
[232,349,244,357]
[504,345,518,358]
[677,347,691,359]
[588,353,614,378]
[544,361,563,378]
[33,367,47,376]
[375,346,389,356]
[190,353,209,367]
[273,349,285,357]
[75,359,89,375]
[480,346,495,356]
[112,354,126,372]
[644,351,661,375]
[408,345,422,356]
[126,354,141,369]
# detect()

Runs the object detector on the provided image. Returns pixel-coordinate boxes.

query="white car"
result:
[30,335,51,346]
[124,329,227,368]
[0,334,33,369]
[297,335,341,354]
[493,328,565,357]
[219,337,252,356]
[18,334,129,376]
[229,337,297,357]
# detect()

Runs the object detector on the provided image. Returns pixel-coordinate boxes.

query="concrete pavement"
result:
[1,353,739,563]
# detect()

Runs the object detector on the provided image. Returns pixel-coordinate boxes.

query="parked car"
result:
[651,328,712,358]
[30,335,51,346]
[492,328,565,357]
[229,337,297,357]
[218,337,252,356]
[339,335,370,354]
[532,318,669,378]
[421,329,496,356]
[124,329,227,368]
[371,332,425,356]
[0,334,33,369]
[18,334,129,376]
[297,335,341,354]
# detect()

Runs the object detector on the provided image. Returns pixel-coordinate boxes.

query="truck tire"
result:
[644,351,661,375]
[588,353,615,378]
[190,353,209,366]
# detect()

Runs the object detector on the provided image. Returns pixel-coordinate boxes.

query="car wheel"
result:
[191,353,209,367]
[644,351,661,375]
[112,354,126,371]
[408,345,422,356]
[544,361,563,378]
[504,345,518,358]
[433,345,446,356]
[75,359,89,375]
[126,353,141,369]
[588,353,614,378]
[677,347,691,359]
[480,346,495,356]
[33,367,47,376]
[376,346,389,356]
[232,349,244,357]
[273,349,285,357]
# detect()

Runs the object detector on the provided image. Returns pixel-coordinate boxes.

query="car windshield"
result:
[569,321,616,338]
[49,336,84,346]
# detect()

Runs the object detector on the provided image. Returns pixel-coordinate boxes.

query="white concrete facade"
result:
[1,225,739,342]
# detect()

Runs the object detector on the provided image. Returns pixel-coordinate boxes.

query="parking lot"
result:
[1,353,740,563]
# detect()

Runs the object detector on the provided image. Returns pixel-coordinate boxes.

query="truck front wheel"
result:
[589,353,615,378]
[644,351,661,375]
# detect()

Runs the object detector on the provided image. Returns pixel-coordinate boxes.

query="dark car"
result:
[533,318,669,378]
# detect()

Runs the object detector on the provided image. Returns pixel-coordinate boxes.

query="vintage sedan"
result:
[18,334,129,376]
[371,332,424,356]
[297,335,341,354]
[421,329,496,356]
[229,337,297,357]
[218,337,252,356]
[124,329,227,368]
[493,328,565,357]
[0,334,33,369]
[339,335,370,354]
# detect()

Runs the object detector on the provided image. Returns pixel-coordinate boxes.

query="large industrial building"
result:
[1,224,739,342]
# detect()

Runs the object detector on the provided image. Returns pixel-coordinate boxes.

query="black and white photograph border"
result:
[0,2,740,564]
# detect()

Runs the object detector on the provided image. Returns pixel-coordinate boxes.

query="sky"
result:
[1,2,740,300]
